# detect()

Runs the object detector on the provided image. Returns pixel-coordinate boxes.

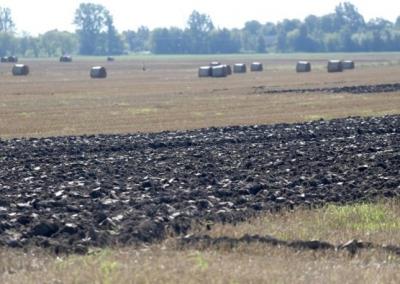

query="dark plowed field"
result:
[252,83,400,95]
[0,116,399,253]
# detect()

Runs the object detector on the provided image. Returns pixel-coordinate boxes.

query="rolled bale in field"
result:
[90,66,107,79]
[210,61,221,67]
[1,56,8,63]
[225,64,232,75]
[198,66,212,77]
[233,63,247,73]
[327,60,343,73]
[296,61,311,72]
[107,56,115,62]
[12,64,29,76]
[250,62,263,72]
[8,56,18,63]
[342,60,355,70]
[211,65,228,78]
[60,55,72,62]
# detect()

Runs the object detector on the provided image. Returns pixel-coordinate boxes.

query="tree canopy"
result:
[1,2,399,56]
[74,3,123,55]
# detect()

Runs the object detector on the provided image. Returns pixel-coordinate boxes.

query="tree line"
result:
[1,2,400,57]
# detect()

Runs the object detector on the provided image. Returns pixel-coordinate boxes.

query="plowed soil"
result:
[0,115,399,253]
[1,54,400,254]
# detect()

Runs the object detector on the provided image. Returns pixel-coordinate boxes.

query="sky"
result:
[1,0,399,35]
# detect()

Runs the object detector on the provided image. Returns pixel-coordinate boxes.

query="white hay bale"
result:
[8,56,18,63]
[233,63,247,73]
[198,66,212,77]
[12,64,29,76]
[342,60,355,70]
[250,62,263,72]
[90,66,107,79]
[1,57,8,63]
[327,60,343,73]
[210,61,221,67]
[211,65,228,77]
[296,61,311,72]
[60,55,72,62]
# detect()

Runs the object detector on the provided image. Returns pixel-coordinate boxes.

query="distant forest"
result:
[1,2,400,56]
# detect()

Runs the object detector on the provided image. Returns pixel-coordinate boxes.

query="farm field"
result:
[0,53,400,138]
[0,53,400,283]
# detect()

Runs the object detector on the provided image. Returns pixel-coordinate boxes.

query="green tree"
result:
[0,7,14,33]
[244,20,262,35]
[263,22,277,36]
[276,30,287,51]
[279,19,301,32]
[335,2,365,32]
[186,10,214,53]
[396,16,400,29]
[241,20,263,52]
[367,18,393,30]
[40,30,78,56]
[209,28,240,53]
[304,15,320,34]
[323,33,341,51]
[0,32,16,55]
[105,13,124,55]
[256,36,267,53]
[123,26,150,52]
[74,3,108,55]
[287,25,319,52]
[150,28,185,54]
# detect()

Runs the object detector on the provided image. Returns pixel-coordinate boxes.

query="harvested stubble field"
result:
[0,53,400,138]
[1,53,400,283]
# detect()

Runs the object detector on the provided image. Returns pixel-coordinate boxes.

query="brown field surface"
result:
[0,53,400,138]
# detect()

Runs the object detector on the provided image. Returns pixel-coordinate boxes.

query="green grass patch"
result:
[323,203,400,232]
[207,199,400,244]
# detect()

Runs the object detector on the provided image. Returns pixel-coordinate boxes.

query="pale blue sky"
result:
[2,0,399,35]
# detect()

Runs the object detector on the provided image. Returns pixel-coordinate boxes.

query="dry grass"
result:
[1,246,400,284]
[200,200,400,246]
[0,54,399,138]
[1,201,400,284]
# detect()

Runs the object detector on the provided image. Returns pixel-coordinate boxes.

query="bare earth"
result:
[0,53,399,138]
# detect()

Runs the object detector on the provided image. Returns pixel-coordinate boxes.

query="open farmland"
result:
[0,53,400,138]
[1,53,400,283]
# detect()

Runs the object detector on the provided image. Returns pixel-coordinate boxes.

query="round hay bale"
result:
[342,60,355,70]
[60,55,72,62]
[107,56,115,62]
[296,61,311,72]
[1,56,8,63]
[90,66,107,79]
[12,64,29,76]
[198,66,212,77]
[250,62,263,72]
[233,63,247,73]
[225,64,232,75]
[327,60,343,73]
[8,56,18,63]
[210,61,221,67]
[211,65,228,78]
